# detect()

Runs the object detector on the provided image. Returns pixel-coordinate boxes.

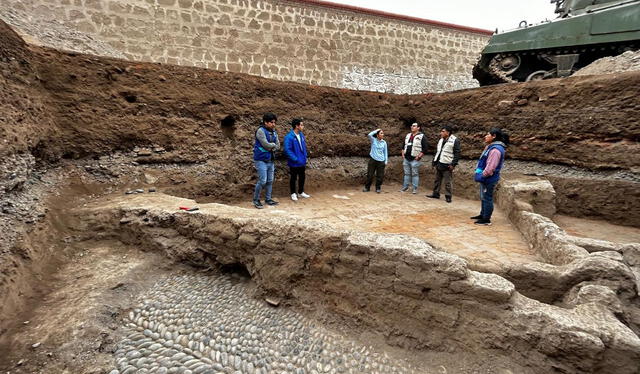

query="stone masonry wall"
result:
[1,0,491,93]
[72,193,640,374]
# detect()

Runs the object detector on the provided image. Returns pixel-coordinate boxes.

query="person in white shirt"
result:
[400,123,428,194]
[426,125,461,203]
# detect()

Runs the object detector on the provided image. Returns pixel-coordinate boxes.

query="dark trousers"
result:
[365,158,386,189]
[289,166,306,194]
[480,181,497,219]
[432,166,453,197]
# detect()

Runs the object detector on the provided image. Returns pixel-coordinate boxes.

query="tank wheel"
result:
[493,54,521,75]
[526,70,550,82]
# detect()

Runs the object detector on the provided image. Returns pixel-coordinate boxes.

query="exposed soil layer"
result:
[2,18,640,170]
[555,215,640,244]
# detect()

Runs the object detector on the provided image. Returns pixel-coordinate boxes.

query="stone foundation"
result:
[72,193,640,373]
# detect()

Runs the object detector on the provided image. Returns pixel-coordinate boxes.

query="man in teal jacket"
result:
[283,118,311,201]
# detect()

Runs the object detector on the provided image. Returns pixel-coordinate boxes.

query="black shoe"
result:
[474,218,492,225]
[362,187,370,192]
[400,186,409,192]
[445,196,452,203]
[253,200,264,209]
[426,194,440,199]
[470,215,483,220]
[265,199,279,206]
[375,188,381,193]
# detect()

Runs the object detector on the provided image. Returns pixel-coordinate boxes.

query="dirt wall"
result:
[3,22,638,170]
[1,17,639,220]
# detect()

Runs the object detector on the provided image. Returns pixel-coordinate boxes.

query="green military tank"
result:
[473,0,640,85]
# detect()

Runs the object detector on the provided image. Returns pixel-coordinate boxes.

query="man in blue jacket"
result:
[253,113,280,209]
[283,118,311,201]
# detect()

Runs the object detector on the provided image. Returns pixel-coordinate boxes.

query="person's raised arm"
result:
[368,129,380,142]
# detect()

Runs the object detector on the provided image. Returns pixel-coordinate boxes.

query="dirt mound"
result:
[575,50,640,76]
[0,16,28,61]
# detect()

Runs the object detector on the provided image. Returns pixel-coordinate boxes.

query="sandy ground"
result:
[0,239,179,373]
[554,214,640,244]
[232,182,539,270]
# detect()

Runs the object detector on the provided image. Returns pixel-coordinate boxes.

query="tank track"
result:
[474,41,639,86]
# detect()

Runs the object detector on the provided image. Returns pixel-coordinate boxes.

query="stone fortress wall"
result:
[2,0,491,93]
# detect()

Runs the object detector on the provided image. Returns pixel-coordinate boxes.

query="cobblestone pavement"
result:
[109,273,418,374]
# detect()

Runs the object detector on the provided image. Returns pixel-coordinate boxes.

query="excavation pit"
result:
[34,182,633,374]
[1,16,640,374]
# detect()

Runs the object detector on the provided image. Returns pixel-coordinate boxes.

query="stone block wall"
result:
[72,193,640,373]
[2,0,490,93]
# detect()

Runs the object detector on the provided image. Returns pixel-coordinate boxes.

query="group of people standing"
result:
[252,113,509,226]
[363,122,461,202]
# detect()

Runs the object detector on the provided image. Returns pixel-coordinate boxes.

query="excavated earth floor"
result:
[230,183,538,269]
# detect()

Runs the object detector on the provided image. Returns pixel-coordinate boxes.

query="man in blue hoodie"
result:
[283,118,311,201]
[253,113,280,209]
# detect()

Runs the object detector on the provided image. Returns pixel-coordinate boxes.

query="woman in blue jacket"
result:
[283,118,311,201]
[472,128,509,225]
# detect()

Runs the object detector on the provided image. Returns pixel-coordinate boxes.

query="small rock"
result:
[32,342,41,349]
[265,297,280,307]
[144,173,158,184]
[516,99,528,106]
[136,149,152,157]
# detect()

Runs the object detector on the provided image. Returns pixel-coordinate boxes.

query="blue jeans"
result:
[479,181,497,220]
[253,160,274,202]
[402,159,421,189]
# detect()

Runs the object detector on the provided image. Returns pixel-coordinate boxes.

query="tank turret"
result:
[473,0,640,85]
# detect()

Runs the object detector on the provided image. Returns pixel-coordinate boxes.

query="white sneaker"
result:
[299,192,311,198]
[291,193,298,201]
